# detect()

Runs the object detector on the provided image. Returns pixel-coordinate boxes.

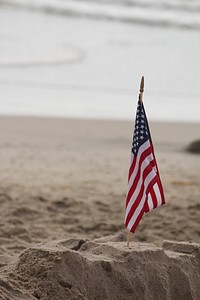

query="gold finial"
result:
[139,76,144,104]
[140,76,144,93]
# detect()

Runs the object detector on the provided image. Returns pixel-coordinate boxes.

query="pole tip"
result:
[140,76,144,93]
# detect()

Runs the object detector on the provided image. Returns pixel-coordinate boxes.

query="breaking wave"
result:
[1,0,200,30]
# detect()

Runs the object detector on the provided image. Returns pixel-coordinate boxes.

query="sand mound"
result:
[0,234,200,300]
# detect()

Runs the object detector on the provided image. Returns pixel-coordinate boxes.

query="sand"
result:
[0,116,200,299]
[0,234,200,299]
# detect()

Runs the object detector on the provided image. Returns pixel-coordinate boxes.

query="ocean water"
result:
[0,0,200,122]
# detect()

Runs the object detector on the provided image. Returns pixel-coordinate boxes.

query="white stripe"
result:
[126,169,157,229]
[129,153,134,166]
[154,183,162,206]
[153,165,157,173]
[147,193,154,211]
[128,140,151,189]
[125,153,155,219]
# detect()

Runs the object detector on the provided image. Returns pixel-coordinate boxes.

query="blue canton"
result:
[131,99,149,155]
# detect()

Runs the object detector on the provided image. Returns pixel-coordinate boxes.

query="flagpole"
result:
[125,76,165,246]
[139,76,144,104]
[126,76,144,249]
[127,231,131,248]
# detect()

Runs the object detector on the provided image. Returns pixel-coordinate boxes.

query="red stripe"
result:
[125,145,152,206]
[128,158,156,209]
[130,207,145,233]
[148,140,165,205]
[150,141,163,180]
[125,162,156,227]
[128,156,136,181]
[145,178,165,213]
[150,187,158,208]
[156,177,165,205]
[125,174,159,228]
[144,200,150,213]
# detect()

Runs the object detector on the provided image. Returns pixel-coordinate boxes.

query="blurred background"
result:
[0,0,200,122]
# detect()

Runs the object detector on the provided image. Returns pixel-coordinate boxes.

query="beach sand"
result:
[0,116,199,299]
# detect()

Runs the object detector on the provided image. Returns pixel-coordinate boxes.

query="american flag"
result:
[125,97,165,233]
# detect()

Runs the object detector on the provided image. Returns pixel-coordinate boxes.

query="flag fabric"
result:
[125,97,165,233]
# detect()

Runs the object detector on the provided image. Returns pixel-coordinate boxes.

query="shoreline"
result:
[1,113,200,123]
[1,115,199,144]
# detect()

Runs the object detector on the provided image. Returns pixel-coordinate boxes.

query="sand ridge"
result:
[0,234,200,299]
